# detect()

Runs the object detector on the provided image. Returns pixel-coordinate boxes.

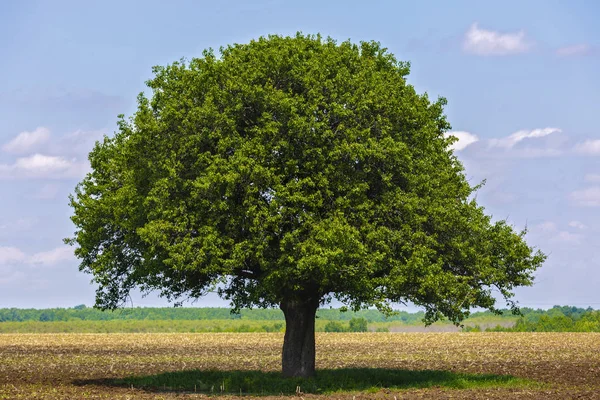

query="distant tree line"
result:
[465,306,600,332]
[1,305,595,330]
[0,306,431,323]
[0,305,514,324]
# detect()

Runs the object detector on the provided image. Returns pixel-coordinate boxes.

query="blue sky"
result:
[1,0,599,309]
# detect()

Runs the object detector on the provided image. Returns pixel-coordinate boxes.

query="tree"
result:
[66,33,545,378]
[348,317,368,332]
[324,321,347,332]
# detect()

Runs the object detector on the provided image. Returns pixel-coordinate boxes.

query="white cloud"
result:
[0,127,101,181]
[2,127,50,154]
[574,140,600,155]
[444,131,479,151]
[556,44,591,57]
[489,127,561,149]
[585,174,600,183]
[463,23,532,56]
[554,231,583,244]
[534,221,583,244]
[0,154,86,180]
[15,154,72,171]
[570,187,600,207]
[0,247,27,264]
[0,246,73,286]
[0,246,73,266]
[536,221,557,233]
[568,221,587,230]
[29,247,74,266]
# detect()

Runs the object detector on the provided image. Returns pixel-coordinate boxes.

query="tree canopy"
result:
[67,33,545,376]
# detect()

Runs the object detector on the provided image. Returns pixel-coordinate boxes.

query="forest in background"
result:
[0,305,598,333]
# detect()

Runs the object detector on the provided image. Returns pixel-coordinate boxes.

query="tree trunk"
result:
[280,298,319,378]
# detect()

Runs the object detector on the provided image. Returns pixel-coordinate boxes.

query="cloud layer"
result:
[0,127,96,180]
[463,23,532,55]
[0,246,73,266]
[570,187,600,207]
[2,127,50,154]
[568,221,587,230]
[489,127,561,149]
[444,131,479,151]
[534,221,583,244]
[0,154,86,180]
[556,44,592,57]
[574,140,600,155]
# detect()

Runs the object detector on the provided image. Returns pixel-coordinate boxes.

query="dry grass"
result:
[1,332,599,399]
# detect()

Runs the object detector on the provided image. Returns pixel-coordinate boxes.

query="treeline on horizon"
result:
[0,306,433,323]
[0,305,596,325]
[466,305,600,333]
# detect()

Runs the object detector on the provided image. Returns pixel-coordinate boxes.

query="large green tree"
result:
[67,34,545,377]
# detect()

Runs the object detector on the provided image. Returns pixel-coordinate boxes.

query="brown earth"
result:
[1,332,599,399]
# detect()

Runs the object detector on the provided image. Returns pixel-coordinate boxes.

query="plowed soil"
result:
[1,332,599,399]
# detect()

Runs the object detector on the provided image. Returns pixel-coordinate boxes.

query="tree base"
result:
[280,298,319,378]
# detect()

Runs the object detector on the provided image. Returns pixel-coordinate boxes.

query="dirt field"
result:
[1,332,599,399]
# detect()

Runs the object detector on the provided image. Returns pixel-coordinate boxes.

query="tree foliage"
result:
[67,33,544,327]
[348,317,369,332]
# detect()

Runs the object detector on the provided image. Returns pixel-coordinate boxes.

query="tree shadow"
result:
[74,368,534,395]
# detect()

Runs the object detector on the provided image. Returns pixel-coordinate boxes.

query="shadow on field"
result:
[74,368,531,395]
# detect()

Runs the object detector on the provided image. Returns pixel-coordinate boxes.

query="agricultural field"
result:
[1,332,599,399]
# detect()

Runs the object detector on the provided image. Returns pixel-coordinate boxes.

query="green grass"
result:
[111,368,540,395]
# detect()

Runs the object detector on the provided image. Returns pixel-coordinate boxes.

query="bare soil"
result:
[1,332,599,399]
